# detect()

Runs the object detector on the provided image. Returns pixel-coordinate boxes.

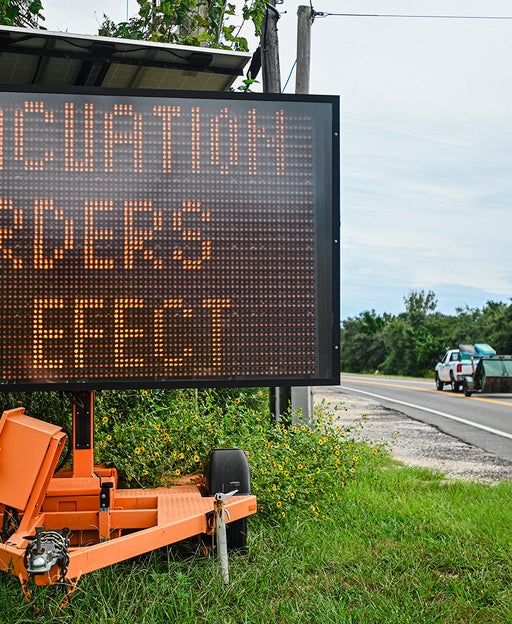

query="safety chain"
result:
[23,527,74,611]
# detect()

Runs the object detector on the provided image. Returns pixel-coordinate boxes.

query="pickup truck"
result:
[435,343,495,392]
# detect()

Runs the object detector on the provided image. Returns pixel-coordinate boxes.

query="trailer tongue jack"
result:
[0,391,257,607]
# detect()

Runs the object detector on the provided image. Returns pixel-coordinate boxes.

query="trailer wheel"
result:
[463,379,472,397]
[206,449,251,551]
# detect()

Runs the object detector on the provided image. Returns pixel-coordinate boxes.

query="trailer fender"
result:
[206,449,251,551]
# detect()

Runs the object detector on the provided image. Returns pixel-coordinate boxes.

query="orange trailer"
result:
[0,391,256,606]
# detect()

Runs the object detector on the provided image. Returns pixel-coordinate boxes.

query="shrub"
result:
[94,388,362,519]
[0,388,363,521]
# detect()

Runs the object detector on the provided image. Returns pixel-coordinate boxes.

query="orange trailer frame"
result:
[0,391,257,605]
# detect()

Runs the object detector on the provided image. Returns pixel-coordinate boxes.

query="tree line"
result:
[340,290,512,377]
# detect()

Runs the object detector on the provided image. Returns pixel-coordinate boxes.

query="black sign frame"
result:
[0,85,339,391]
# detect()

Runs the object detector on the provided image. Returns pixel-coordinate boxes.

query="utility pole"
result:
[260,1,281,93]
[291,5,314,424]
[295,5,312,94]
[182,0,209,45]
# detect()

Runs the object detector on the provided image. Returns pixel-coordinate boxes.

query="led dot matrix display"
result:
[0,88,339,390]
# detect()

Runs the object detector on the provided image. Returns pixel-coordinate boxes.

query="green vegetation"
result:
[341,290,512,376]
[1,1,267,52]
[98,0,266,50]
[0,389,360,519]
[0,0,43,27]
[93,388,363,518]
[1,440,510,623]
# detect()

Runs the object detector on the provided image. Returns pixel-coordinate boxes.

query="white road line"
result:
[341,385,512,441]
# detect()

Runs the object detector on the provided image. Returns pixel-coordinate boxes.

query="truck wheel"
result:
[450,373,460,393]
[435,374,444,391]
[206,449,251,552]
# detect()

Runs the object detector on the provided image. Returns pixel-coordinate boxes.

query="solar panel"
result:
[0,25,251,91]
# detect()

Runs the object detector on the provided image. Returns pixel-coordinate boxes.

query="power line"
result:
[282,59,297,92]
[314,12,512,20]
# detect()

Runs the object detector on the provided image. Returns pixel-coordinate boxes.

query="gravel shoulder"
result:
[313,387,512,484]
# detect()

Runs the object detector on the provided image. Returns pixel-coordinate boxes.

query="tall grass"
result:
[1,452,511,623]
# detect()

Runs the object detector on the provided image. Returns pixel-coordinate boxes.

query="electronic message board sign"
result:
[0,87,339,391]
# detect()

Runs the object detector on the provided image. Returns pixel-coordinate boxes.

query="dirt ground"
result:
[313,387,512,484]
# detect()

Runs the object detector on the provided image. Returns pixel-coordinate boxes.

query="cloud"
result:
[339,101,512,318]
[40,0,512,322]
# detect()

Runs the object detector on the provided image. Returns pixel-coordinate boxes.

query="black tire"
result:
[450,373,460,393]
[435,374,444,391]
[206,448,251,551]
[463,379,472,397]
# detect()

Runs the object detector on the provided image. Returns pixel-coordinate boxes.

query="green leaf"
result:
[28,1,43,15]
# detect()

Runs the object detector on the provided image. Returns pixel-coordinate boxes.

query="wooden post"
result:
[181,0,209,45]
[295,5,312,94]
[261,1,281,93]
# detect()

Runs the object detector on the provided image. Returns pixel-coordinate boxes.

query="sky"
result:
[39,0,512,320]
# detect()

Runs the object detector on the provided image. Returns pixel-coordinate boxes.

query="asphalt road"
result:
[339,374,512,463]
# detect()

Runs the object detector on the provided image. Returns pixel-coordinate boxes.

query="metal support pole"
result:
[72,390,95,478]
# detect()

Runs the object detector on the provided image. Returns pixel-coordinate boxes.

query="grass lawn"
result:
[1,452,511,623]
